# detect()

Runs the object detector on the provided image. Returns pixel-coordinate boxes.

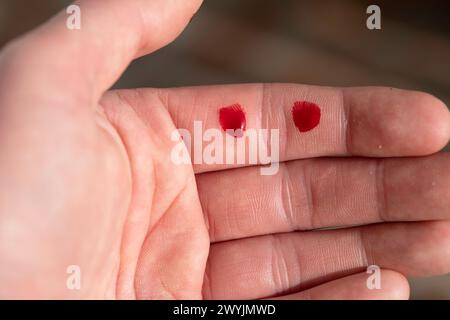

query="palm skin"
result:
[0,0,209,299]
[0,73,209,299]
[1,0,450,300]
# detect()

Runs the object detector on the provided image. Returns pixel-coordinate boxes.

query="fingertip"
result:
[413,92,450,154]
[380,269,410,300]
[139,0,203,53]
[346,269,410,300]
[423,221,450,275]
[276,270,410,300]
[346,87,450,157]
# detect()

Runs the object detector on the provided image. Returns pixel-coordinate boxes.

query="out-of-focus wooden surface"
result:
[1,0,449,299]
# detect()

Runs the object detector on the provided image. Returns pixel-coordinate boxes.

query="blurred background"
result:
[0,0,449,299]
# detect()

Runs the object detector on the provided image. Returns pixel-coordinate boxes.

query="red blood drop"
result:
[291,101,321,132]
[219,104,246,137]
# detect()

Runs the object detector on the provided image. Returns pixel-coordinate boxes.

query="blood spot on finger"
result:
[292,101,321,133]
[219,104,246,137]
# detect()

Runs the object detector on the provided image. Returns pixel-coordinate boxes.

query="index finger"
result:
[134,84,450,173]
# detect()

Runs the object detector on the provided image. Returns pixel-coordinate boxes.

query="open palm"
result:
[1,0,450,300]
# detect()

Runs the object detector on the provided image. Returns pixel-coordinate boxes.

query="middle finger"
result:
[198,153,450,242]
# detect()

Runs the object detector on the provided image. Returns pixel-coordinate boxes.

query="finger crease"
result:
[375,159,388,222]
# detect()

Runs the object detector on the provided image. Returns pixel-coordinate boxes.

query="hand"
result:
[1,0,449,300]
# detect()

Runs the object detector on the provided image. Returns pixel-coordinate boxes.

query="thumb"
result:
[1,0,202,103]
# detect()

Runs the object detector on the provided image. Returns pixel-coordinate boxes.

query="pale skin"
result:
[1,0,450,300]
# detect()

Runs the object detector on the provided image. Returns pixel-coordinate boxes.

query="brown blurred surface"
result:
[1,0,450,299]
